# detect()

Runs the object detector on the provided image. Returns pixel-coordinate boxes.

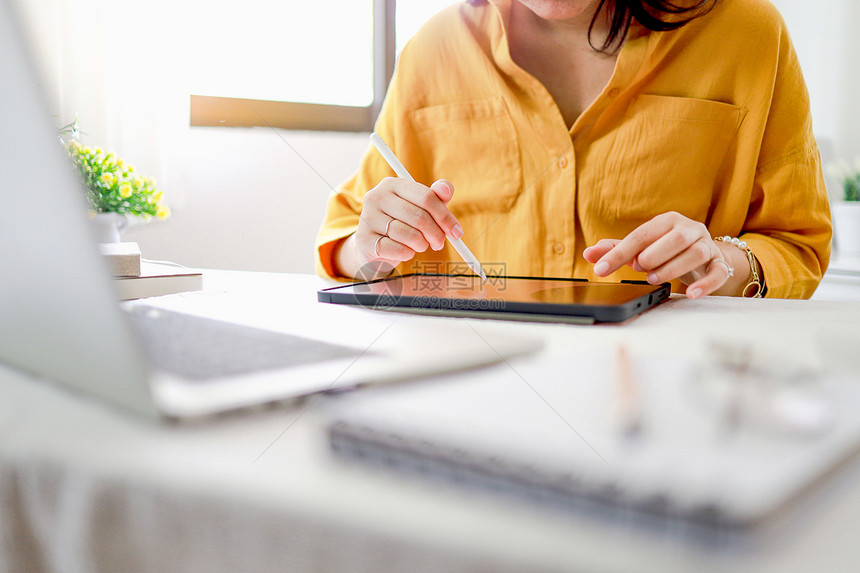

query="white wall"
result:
[122,129,368,273]
[772,0,860,173]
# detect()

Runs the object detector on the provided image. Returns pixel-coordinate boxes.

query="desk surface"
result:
[3,270,860,573]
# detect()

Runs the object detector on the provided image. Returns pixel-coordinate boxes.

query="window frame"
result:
[189,0,396,132]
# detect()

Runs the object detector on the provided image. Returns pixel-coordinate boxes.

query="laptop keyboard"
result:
[125,305,360,380]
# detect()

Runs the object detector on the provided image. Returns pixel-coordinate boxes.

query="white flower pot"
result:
[833,202,860,257]
[90,212,128,243]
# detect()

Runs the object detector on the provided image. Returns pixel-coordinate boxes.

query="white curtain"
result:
[11,0,190,199]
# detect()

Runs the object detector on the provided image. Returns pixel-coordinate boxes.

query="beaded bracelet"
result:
[714,236,764,298]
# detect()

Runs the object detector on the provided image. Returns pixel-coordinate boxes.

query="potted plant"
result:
[827,159,860,258]
[59,119,170,242]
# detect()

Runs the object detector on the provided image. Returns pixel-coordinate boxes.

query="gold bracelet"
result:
[714,236,764,298]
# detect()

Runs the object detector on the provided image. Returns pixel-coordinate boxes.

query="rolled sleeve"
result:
[743,145,832,299]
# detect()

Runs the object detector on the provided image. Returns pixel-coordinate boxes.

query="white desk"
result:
[3,270,860,573]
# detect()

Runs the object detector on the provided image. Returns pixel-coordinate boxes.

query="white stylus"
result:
[369,133,487,282]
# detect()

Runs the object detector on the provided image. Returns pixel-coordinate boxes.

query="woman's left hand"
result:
[583,211,742,299]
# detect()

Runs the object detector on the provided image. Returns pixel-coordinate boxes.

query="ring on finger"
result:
[383,218,393,237]
[374,235,385,258]
[706,258,734,277]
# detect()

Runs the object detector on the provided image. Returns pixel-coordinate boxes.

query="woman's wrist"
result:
[333,233,360,279]
[712,236,765,297]
[708,241,748,296]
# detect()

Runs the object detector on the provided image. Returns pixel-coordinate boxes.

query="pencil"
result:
[616,344,643,439]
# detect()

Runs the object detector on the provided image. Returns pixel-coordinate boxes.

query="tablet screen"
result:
[348,275,658,306]
[319,274,670,322]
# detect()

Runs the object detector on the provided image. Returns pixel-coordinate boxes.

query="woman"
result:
[315,0,831,299]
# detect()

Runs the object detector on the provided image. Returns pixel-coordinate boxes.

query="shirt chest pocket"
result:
[586,95,746,226]
[411,97,522,215]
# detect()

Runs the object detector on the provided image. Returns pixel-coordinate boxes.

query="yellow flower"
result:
[68,140,82,153]
[144,176,156,188]
[119,183,132,198]
[100,173,115,186]
[117,158,125,170]
[156,205,171,220]
[133,176,144,189]
[152,191,164,203]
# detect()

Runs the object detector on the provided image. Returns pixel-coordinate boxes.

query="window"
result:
[190,0,458,132]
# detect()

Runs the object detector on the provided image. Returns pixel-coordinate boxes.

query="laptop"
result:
[0,0,540,419]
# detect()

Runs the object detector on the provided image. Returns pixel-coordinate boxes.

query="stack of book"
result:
[97,242,203,301]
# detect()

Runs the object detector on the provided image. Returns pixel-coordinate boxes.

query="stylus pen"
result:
[370,132,488,282]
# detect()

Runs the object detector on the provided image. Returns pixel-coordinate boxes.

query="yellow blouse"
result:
[315,0,831,298]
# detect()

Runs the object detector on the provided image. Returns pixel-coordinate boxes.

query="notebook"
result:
[325,350,860,527]
[0,0,540,419]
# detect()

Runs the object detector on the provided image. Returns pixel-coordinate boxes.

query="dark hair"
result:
[592,0,718,52]
[466,0,719,53]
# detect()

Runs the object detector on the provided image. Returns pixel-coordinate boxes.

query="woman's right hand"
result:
[334,178,463,278]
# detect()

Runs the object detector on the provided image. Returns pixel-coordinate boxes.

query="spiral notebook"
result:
[325,351,860,527]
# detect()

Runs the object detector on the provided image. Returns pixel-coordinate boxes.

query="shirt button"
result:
[552,242,565,255]
[608,88,621,98]
[558,156,568,168]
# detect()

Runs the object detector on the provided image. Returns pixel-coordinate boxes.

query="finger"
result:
[367,212,397,238]
[360,232,415,264]
[354,209,397,253]
[390,180,461,240]
[430,179,454,204]
[582,239,621,263]
[362,180,430,245]
[686,259,732,299]
[379,195,447,250]
[643,239,715,285]
[593,215,679,276]
[635,224,711,272]
[386,219,431,253]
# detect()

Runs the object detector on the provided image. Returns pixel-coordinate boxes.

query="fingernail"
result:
[647,273,658,284]
[433,242,444,251]
[451,224,463,240]
[688,288,702,299]
[594,261,609,276]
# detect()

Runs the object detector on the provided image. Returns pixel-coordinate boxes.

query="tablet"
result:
[318,274,670,323]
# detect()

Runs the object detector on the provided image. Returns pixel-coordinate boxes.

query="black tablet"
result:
[318,274,670,323]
